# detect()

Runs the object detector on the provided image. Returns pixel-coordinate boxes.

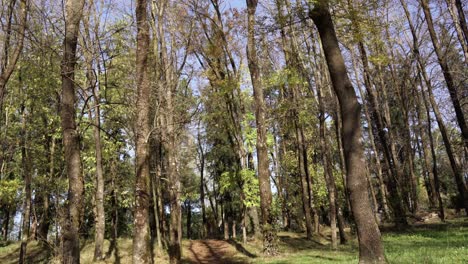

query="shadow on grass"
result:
[227,239,257,258]
[278,235,327,252]
[0,242,51,264]
[106,236,121,264]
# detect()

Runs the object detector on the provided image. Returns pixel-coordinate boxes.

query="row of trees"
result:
[0,0,466,263]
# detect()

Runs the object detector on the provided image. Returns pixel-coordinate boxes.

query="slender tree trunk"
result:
[197,132,207,238]
[358,39,408,224]
[417,80,445,220]
[2,208,10,240]
[133,0,152,263]
[454,0,468,46]
[150,140,162,249]
[317,78,337,249]
[310,3,385,263]
[415,47,467,215]
[400,0,446,220]
[19,105,32,264]
[82,9,106,258]
[60,1,85,263]
[0,0,28,109]
[350,49,391,221]
[445,0,468,63]
[247,0,277,255]
[415,92,438,209]
[186,201,192,239]
[420,0,468,149]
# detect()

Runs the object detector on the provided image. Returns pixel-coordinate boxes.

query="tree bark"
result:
[310,3,385,263]
[0,0,28,109]
[247,0,277,256]
[60,1,85,263]
[133,0,152,263]
[19,104,32,264]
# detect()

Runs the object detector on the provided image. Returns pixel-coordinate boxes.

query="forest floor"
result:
[0,217,467,263]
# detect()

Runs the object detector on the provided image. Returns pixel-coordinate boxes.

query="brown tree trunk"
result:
[350,49,391,221]
[0,0,28,109]
[420,67,465,216]
[420,0,468,149]
[415,92,438,209]
[310,3,385,263]
[81,7,106,259]
[455,0,468,46]
[445,0,468,63]
[19,105,32,264]
[197,132,207,238]
[60,1,85,263]
[37,132,55,242]
[133,0,152,263]
[400,0,445,220]
[317,77,337,249]
[418,79,445,220]
[247,0,277,256]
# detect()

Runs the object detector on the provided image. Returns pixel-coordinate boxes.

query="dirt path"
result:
[184,239,250,264]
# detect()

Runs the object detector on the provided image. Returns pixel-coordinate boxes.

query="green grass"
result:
[256,219,468,264]
[0,218,466,263]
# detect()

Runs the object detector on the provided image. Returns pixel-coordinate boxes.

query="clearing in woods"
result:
[0,218,467,263]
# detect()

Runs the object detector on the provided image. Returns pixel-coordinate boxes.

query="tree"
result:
[133,0,152,263]
[0,0,28,109]
[419,0,468,150]
[246,0,278,256]
[60,0,86,263]
[310,2,385,263]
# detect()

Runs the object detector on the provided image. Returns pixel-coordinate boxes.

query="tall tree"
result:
[310,2,385,263]
[419,0,468,149]
[133,0,152,263]
[246,0,277,256]
[60,0,85,263]
[81,2,106,259]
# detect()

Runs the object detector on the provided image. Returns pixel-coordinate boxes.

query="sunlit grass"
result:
[0,218,466,263]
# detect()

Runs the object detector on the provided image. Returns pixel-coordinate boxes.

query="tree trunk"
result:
[455,0,468,46]
[60,1,85,263]
[400,0,446,220]
[419,67,465,216]
[150,140,162,249]
[197,132,207,238]
[445,0,468,63]
[82,8,106,258]
[247,0,277,256]
[186,201,192,239]
[317,77,337,249]
[418,79,445,220]
[420,0,468,149]
[310,3,385,263]
[350,49,391,221]
[133,0,152,263]
[0,0,28,109]
[19,105,32,264]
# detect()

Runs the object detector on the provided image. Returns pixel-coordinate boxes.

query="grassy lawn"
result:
[256,219,468,264]
[0,218,466,263]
